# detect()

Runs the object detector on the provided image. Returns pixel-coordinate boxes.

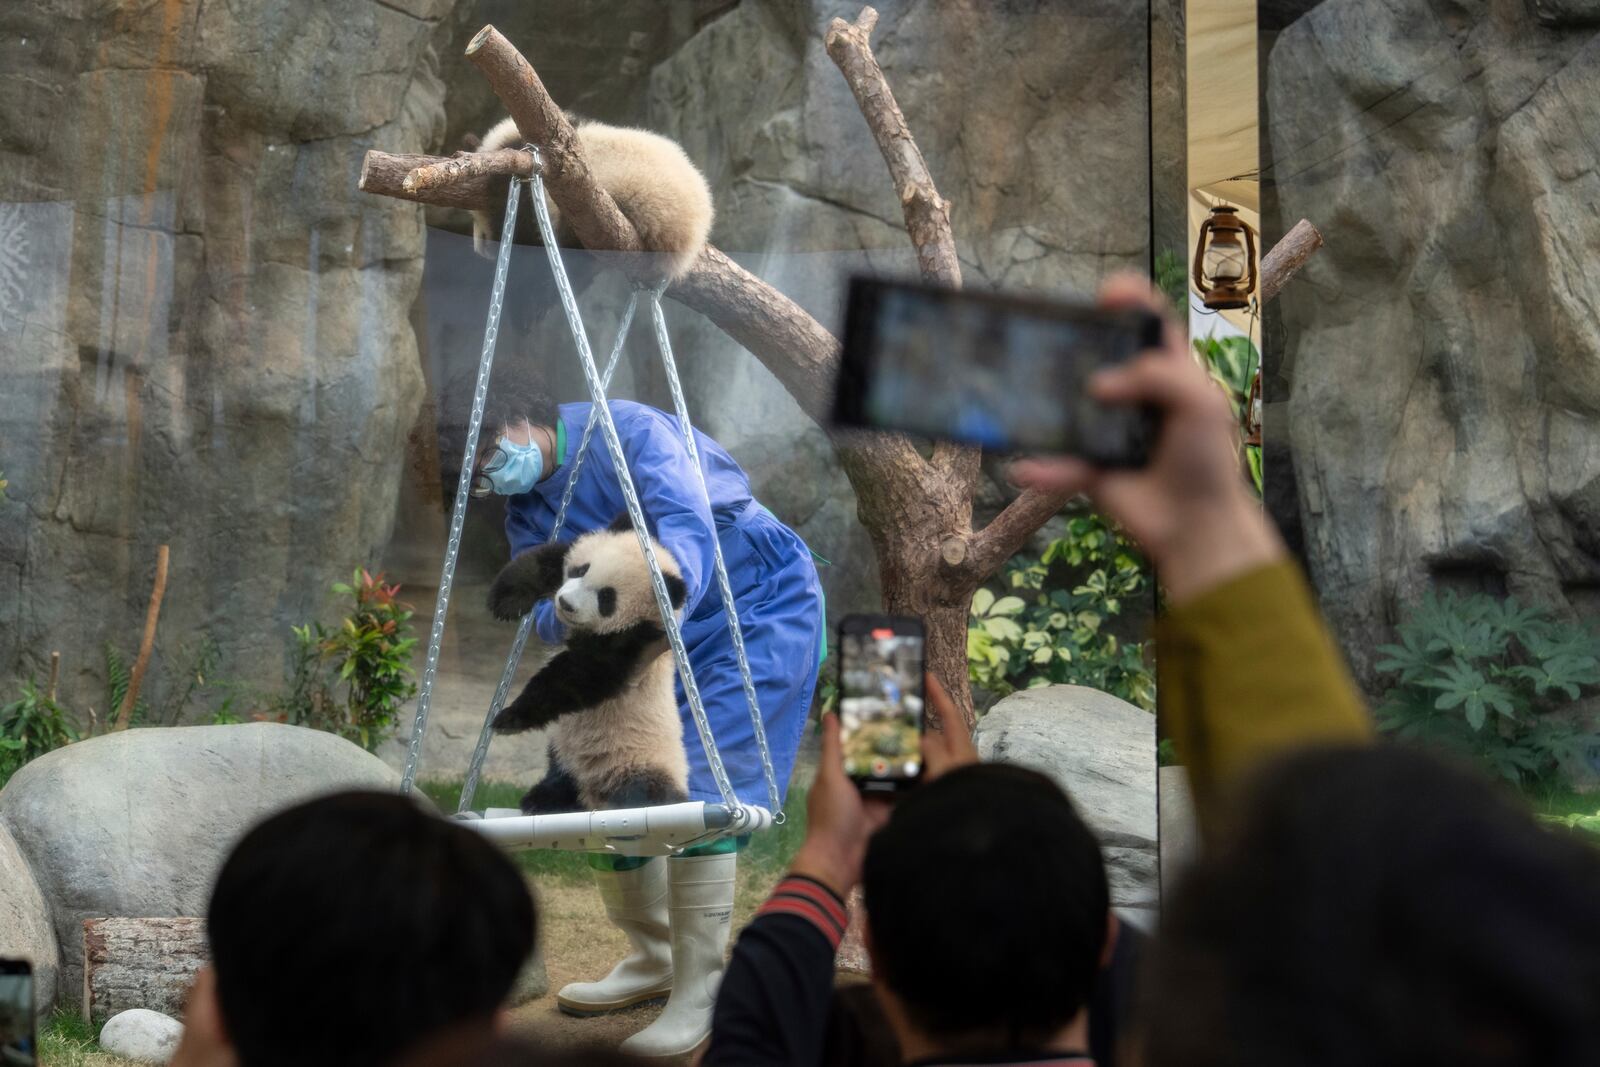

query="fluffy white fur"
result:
[548,529,689,809]
[472,116,714,282]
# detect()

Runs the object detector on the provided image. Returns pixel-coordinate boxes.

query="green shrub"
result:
[1375,591,1600,786]
[1193,334,1262,494]
[968,514,1155,712]
[0,679,78,788]
[278,569,418,752]
[1154,249,1188,312]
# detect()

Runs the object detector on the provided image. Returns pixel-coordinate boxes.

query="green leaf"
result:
[990,596,1027,617]
[971,588,996,617]
[982,618,1024,643]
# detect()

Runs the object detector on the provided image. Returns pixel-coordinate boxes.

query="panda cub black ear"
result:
[664,572,687,610]
[608,512,635,534]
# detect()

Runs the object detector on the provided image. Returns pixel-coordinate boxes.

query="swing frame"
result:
[401,156,785,856]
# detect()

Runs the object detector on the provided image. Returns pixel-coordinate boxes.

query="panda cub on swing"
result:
[487,516,691,815]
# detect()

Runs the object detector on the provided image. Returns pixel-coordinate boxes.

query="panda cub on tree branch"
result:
[471,116,715,284]
[487,516,691,815]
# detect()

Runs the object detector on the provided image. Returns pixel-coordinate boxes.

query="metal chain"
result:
[529,159,738,808]
[401,175,523,795]
[647,290,784,820]
[457,291,639,814]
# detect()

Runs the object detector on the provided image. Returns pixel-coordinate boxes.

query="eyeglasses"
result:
[469,437,509,498]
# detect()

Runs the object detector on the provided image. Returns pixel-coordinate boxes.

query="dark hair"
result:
[1141,745,1600,1067]
[398,1031,642,1067]
[435,363,560,502]
[862,763,1109,1048]
[207,791,536,1067]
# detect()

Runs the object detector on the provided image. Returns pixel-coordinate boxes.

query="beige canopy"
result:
[1186,0,1259,335]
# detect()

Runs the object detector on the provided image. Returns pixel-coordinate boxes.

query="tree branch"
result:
[359,151,512,211]
[963,219,1327,576]
[825,5,961,288]
[465,25,649,274]
[403,149,535,196]
[1258,218,1323,305]
[826,6,976,495]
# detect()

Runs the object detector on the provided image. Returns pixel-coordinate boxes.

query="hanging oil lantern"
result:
[1192,205,1258,311]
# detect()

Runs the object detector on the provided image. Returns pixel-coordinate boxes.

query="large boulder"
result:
[0,0,451,715]
[0,723,399,1005]
[0,820,57,1018]
[975,685,1158,929]
[1263,1,1600,688]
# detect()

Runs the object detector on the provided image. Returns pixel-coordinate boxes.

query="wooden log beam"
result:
[82,917,206,1025]
[403,149,535,196]
[359,151,513,211]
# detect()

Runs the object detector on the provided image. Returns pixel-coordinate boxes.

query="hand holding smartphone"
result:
[833,276,1163,465]
[837,615,926,794]
[0,959,35,1066]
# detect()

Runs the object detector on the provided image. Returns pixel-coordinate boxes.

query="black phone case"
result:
[833,275,1162,467]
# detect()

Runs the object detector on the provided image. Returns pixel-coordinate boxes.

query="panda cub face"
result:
[553,530,684,635]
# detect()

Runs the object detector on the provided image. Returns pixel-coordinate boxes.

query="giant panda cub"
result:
[471,115,714,284]
[487,516,690,815]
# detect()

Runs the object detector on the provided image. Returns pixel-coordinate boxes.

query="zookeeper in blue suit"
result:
[471,384,824,1058]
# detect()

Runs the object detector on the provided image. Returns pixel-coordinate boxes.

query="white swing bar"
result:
[459,801,775,856]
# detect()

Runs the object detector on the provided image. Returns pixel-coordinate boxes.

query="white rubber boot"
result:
[619,852,737,1057]
[556,858,675,1016]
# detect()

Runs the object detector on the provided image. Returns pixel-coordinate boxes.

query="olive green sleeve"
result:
[1156,560,1374,836]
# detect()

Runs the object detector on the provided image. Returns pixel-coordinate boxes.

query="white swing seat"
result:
[455,801,775,856]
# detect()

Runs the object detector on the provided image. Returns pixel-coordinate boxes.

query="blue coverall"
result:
[505,400,824,807]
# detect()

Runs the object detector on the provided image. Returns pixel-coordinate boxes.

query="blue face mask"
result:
[476,435,544,497]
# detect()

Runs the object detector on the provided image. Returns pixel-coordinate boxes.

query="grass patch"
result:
[1525,778,1600,821]
[39,1009,134,1067]
[418,779,809,886]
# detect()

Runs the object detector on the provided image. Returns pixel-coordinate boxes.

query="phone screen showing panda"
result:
[838,616,925,793]
[0,961,36,1066]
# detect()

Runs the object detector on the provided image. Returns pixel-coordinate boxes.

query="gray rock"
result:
[975,685,1158,925]
[0,820,57,1018]
[1264,2,1600,689]
[0,0,445,716]
[1158,765,1200,889]
[99,1008,184,1065]
[0,723,399,1005]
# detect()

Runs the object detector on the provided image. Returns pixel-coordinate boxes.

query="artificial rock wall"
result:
[1263,0,1600,685]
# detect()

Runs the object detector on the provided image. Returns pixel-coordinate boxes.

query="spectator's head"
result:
[1141,745,1600,1067]
[862,763,1110,1056]
[195,791,535,1067]
[399,1030,641,1067]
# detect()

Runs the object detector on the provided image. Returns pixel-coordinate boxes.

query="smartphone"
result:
[837,615,925,793]
[833,276,1163,465]
[0,959,35,1067]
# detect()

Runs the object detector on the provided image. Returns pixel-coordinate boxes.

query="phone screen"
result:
[839,618,925,790]
[0,962,35,1067]
[834,276,1162,465]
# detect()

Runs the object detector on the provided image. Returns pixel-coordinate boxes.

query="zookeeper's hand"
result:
[1008,272,1283,606]
[789,714,892,898]
[922,673,979,782]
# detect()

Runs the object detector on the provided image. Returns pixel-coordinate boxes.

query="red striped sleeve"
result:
[756,874,849,947]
